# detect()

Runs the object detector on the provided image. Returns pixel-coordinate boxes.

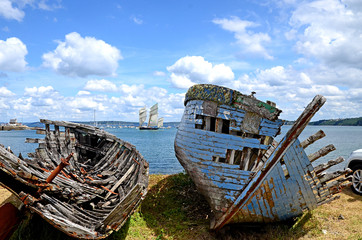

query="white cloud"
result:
[77,90,91,96]
[227,64,362,120]
[42,32,122,77]
[132,16,143,24]
[213,16,273,60]
[67,97,101,111]
[0,0,61,21]
[0,37,27,72]
[84,79,118,92]
[24,86,55,97]
[37,0,62,11]
[153,71,166,77]
[0,86,15,97]
[0,0,24,21]
[167,56,235,89]
[1,83,186,122]
[289,0,362,68]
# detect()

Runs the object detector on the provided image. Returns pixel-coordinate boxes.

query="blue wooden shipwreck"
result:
[174,84,351,230]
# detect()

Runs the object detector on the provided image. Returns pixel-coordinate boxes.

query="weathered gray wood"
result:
[314,156,344,174]
[318,168,352,184]
[325,176,352,190]
[25,138,45,144]
[229,150,235,164]
[308,144,336,163]
[0,118,149,238]
[75,142,107,155]
[105,164,136,199]
[300,130,325,149]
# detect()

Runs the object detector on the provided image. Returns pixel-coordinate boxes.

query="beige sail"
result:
[157,117,164,128]
[148,103,158,127]
[139,106,147,126]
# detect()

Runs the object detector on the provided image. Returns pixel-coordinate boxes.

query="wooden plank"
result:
[105,164,136,199]
[212,95,326,230]
[284,142,317,209]
[178,126,268,150]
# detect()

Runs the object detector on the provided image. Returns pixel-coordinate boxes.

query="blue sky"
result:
[1,0,362,122]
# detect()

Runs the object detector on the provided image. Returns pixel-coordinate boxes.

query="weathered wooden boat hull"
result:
[0,119,149,239]
[174,84,350,230]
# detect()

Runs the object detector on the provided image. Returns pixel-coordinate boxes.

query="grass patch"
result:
[3,173,362,239]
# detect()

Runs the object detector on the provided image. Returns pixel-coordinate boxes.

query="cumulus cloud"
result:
[0,86,15,97]
[0,0,24,21]
[0,0,61,21]
[229,64,358,120]
[42,32,122,77]
[167,56,235,89]
[67,97,103,111]
[84,79,118,92]
[24,86,55,97]
[77,90,91,96]
[2,83,185,122]
[289,0,362,68]
[213,16,273,60]
[0,37,28,72]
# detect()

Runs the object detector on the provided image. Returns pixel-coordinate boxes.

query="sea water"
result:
[0,126,361,174]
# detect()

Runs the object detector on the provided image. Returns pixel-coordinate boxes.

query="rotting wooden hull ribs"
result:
[0,119,149,239]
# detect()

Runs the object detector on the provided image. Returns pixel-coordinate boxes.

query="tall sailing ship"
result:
[139,103,163,130]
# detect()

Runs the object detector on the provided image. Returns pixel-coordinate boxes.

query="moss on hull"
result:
[184,84,282,121]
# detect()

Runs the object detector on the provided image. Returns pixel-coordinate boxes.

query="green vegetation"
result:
[309,117,362,126]
[7,173,362,240]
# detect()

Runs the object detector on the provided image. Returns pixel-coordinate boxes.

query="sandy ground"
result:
[0,186,21,208]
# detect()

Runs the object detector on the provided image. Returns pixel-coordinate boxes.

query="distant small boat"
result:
[174,84,351,230]
[139,103,162,130]
[0,119,149,239]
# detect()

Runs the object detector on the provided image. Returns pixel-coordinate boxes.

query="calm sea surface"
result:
[0,125,361,174]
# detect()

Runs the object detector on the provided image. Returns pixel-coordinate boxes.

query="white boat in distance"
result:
[139,103,163,130]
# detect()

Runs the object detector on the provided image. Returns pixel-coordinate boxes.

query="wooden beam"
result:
[300,130,325,149]
[314,156,344,174]
[105,164,136,199]
[318,168,352,184]
[308,144,336,163]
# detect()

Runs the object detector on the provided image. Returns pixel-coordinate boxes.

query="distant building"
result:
[9,119,18,125]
